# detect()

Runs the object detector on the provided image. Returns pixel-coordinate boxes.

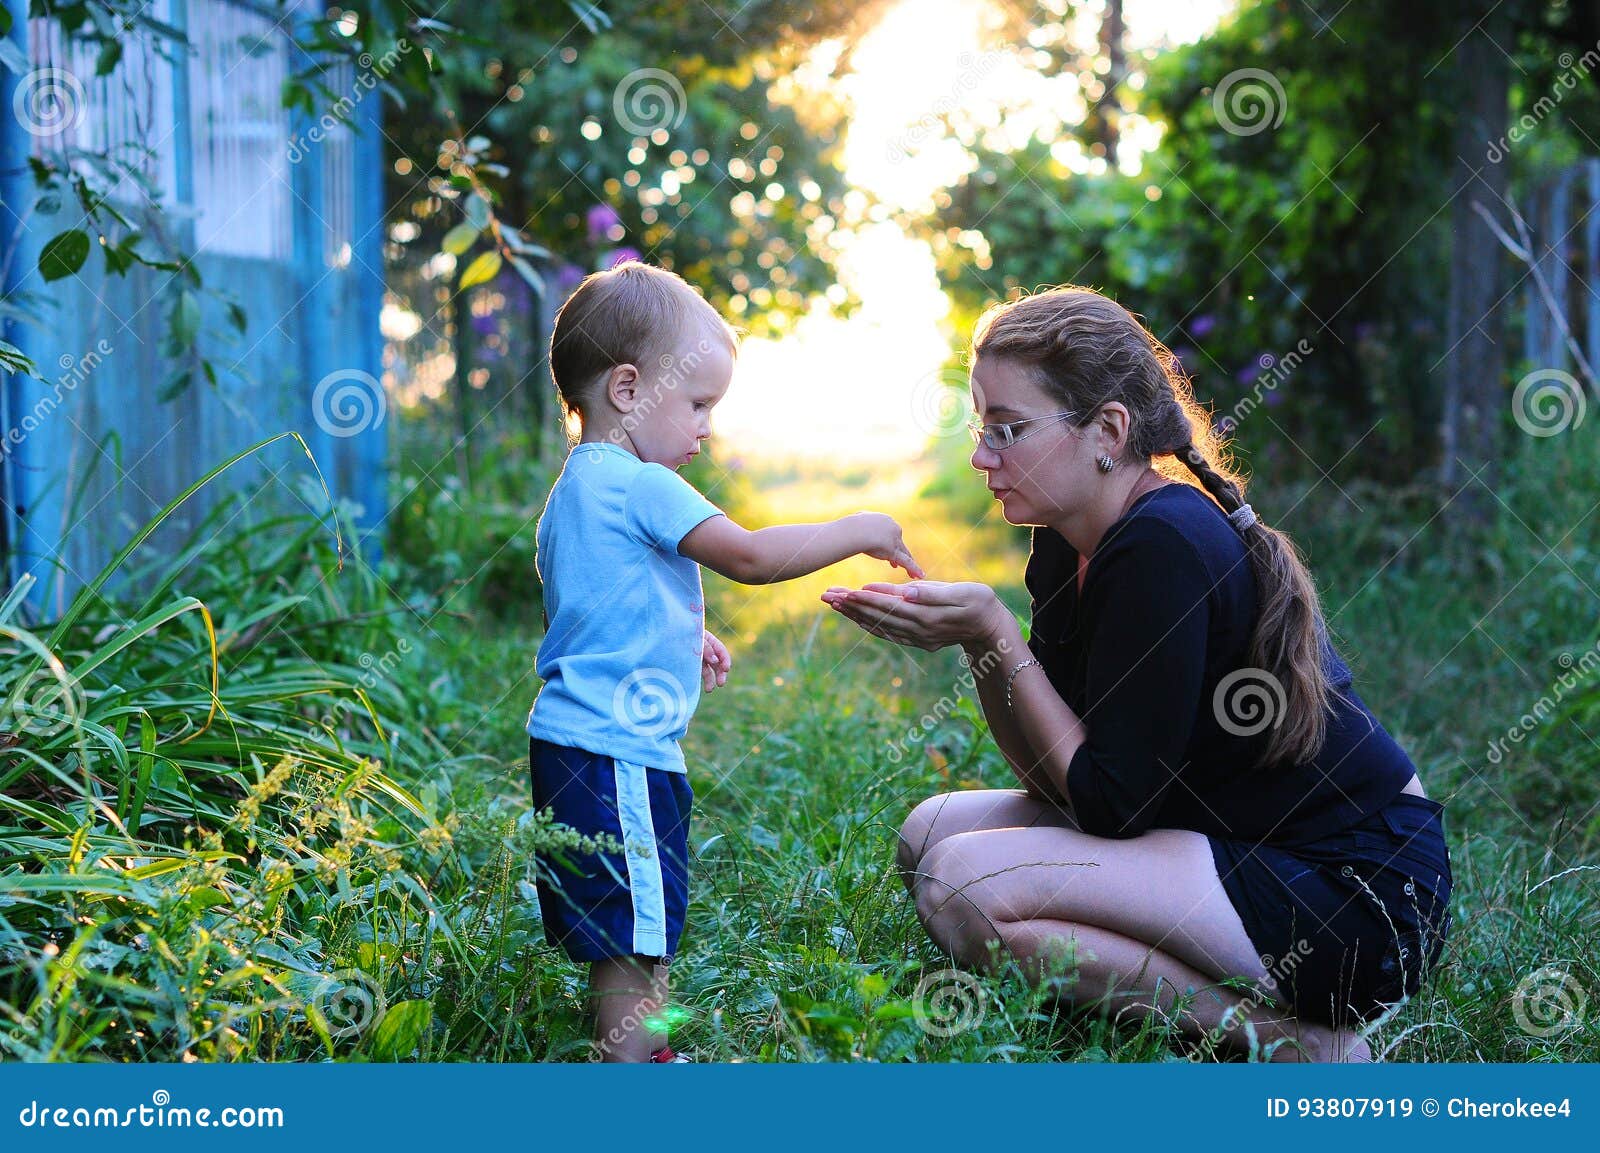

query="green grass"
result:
[2,422,1597,1061]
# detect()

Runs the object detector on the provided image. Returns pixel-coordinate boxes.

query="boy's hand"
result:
[848,512,926,579]
[701,629,732,692]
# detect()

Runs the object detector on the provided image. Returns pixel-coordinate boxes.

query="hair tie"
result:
[1228,503,1258,532]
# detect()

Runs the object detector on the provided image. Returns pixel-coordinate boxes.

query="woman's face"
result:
[968,355,1096,526]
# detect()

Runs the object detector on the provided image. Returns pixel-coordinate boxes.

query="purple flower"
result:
[602,246,642,269]
[586,202,621,242]
[1353,321,1376,342]
[1262,388,1286,407]
[555,262,586,295]
[1170,345,1194,369]
[1237,362,1260,385]
[1189,314,1216,339]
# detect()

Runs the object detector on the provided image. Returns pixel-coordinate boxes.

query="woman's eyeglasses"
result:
[967,410,1080,451]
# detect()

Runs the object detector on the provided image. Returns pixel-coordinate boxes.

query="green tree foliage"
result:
[913,0,1600,482]
[381,0,888,335]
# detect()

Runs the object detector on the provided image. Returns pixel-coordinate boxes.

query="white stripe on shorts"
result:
[612,758,667,957]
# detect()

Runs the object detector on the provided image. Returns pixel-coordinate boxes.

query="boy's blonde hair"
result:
[549,260,739,423]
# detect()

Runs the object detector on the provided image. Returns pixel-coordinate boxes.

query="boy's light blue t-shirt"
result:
[526,440,723,773]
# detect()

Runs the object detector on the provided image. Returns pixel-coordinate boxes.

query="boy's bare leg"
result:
[589,955,668,1062]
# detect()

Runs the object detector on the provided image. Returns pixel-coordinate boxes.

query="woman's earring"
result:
[1097,454,1115,474]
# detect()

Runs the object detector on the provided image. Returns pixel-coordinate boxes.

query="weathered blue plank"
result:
[1587,160,1600,379]
[1,0,389,617]
[353,83,389,563]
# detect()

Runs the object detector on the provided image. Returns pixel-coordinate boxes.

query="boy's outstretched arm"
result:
[679,512,924,585]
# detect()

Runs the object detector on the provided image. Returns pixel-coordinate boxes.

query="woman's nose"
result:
[970,444,999,471]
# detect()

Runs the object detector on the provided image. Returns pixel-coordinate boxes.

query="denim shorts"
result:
[528,737,693,964]
[1207,792,1453,1029]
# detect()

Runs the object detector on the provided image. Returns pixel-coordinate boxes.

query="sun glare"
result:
[711,0,1233,466]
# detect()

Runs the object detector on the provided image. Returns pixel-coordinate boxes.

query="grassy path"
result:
[443,446,1600,1061]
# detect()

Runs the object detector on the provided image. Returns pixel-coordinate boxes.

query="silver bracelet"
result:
[1004,658,1041,712]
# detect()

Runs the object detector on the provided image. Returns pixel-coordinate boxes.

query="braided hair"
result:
[972,286,1335,769]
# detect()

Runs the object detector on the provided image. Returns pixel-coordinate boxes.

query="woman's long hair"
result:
[972,286,1334,769]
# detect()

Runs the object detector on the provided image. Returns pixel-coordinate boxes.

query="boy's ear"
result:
[606,363,641,412]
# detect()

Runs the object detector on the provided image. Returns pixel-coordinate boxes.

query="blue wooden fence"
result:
[1519,158,1600,379]
[0,0,387,620]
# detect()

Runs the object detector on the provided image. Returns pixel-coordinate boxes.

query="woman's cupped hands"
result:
[820,579,1010,653]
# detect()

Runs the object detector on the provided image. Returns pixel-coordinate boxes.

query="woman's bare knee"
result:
[898,793,958,865]
[897,793,961,895]
[915,836,1008,969]
[898,789,1064,873]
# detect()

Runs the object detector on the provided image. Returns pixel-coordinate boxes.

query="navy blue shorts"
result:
[1208,792,1453,1029]
[527,737,693,964]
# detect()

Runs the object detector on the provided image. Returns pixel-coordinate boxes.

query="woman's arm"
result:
[827,520,1213,840]
[960,603,1087,807]
[961,621,1077,807]
[823,582,1087,810]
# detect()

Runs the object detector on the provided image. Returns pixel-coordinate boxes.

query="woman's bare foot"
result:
[1267,1021,1373,1062]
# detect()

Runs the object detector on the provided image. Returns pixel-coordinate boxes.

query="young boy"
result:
[526,261,923,1062]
